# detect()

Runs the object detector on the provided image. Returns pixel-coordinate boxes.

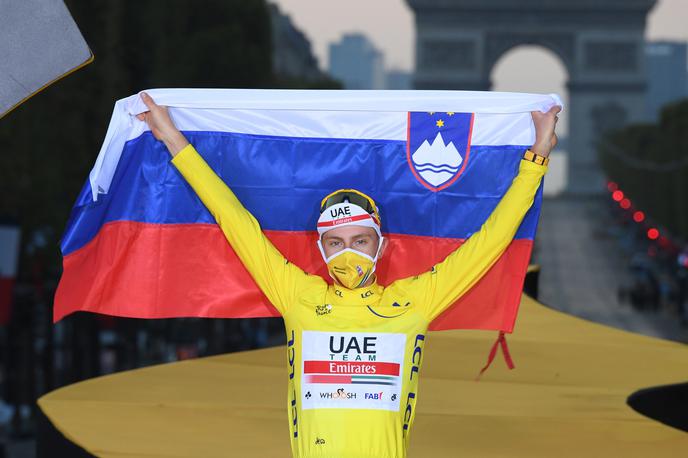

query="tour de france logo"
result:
[406,111,474,192]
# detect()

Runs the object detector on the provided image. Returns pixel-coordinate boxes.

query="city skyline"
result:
[271,0,687,74]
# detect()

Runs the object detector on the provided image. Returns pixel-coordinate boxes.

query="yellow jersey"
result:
[171,144,546,458]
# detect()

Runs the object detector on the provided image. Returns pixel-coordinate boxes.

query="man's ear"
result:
[378,236,389,258]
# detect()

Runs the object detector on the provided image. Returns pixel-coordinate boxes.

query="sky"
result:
[270,0,687,136]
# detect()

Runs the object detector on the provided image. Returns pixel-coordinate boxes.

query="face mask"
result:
[318,237,384,289]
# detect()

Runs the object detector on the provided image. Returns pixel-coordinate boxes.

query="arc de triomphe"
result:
[407,0,656,194]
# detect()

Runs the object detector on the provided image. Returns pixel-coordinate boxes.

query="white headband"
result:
[317,202,381,237]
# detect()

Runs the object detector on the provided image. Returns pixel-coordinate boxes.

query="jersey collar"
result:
[331,281,383,304]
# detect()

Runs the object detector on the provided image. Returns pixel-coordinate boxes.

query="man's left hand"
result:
[530,105,561,158]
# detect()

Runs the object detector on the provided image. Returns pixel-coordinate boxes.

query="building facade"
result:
[645,41,688,121]
[329,33,386,89]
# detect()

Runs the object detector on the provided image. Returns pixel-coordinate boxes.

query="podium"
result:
[38,295,688,457]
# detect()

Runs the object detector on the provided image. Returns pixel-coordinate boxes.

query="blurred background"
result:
[0,0,686,456]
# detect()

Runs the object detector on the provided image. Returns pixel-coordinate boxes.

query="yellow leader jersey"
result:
[172,144,547,458]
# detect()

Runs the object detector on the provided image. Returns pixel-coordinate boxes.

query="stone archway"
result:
[406,0,656,194]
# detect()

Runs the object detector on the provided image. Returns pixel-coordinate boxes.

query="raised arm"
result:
[416,158,546,321]
[404,106,560,321]
[137,93,323,315]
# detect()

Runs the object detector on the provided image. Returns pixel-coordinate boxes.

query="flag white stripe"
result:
[89,89,562,201]
[124,109,536,147]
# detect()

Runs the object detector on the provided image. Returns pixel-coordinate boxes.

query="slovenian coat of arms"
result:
[406,111,474,191]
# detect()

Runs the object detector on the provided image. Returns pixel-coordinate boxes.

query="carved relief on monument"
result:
[584,42,638,71]
[419,40,477,70]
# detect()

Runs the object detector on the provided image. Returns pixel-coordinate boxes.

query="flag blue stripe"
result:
[61,131,543,256]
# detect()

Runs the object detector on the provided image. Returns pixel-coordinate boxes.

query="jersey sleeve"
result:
[412,159,547,322]
[171,144,323,315]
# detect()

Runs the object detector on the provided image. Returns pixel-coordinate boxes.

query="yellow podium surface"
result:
[38,295,688,457]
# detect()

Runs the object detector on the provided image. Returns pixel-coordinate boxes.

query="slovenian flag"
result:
[55,89,561,335]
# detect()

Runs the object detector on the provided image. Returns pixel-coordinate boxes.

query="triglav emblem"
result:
[411,132,463,188]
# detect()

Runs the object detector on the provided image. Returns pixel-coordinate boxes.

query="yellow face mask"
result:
[318,237,384,290]
[326,249,375,289]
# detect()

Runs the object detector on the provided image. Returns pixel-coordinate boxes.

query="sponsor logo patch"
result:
[301,331,406,412]
[315,304,333,316]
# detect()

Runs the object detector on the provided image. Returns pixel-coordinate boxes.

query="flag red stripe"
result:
[54,220,533,331]
[304,361,400,376]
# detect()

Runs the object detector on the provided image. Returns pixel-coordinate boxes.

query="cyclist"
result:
[138,92,559,458]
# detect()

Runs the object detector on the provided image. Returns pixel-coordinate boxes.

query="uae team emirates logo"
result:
[407,111,474,192]
[304,335,399,385]
[301,331,405,412]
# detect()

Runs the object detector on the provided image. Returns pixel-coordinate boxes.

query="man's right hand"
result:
[136,92,190,157]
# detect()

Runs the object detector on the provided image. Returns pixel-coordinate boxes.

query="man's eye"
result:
[328,241,341,247]
[355,239,367,245]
